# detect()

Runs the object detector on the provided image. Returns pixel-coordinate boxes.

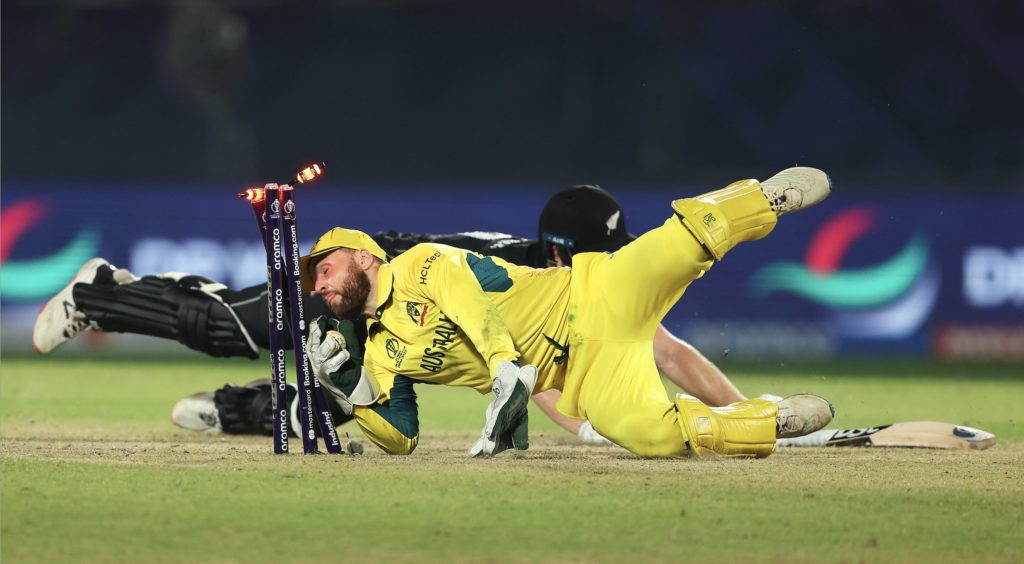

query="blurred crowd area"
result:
[2,0,1022,192]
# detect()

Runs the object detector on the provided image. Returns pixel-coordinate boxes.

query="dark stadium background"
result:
[2,1,1021,361]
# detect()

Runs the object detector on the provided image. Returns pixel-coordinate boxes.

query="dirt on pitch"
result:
[4,425,1024,563]
[4,357,1023,563]
[4,426,1022,489]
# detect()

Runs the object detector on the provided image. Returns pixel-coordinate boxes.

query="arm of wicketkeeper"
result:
[352,376,420,455]
[304,317,421,455]
[400,245,536,455]
[305,316,382,414]
[403,244,521,375]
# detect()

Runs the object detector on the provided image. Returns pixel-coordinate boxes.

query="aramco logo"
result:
[0,199,100,301]
[750,207,940,339]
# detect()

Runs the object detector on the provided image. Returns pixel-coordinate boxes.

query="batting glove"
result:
[214,380,296,436]
[577,420,616,446]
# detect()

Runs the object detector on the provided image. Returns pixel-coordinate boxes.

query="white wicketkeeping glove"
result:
[468,360,538,457]
[304,321,354,414]
[306,321,352,379]
[577,420,616,446]
[468,411,529,457]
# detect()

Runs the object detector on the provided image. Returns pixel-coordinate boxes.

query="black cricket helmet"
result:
[537,185,635,266]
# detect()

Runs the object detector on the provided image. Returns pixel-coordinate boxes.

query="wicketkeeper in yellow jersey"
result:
[299,168,835,458]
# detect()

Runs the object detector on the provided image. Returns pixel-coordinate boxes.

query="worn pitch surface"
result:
[3,358,1023,563]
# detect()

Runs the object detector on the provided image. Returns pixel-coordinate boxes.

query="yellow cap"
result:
[299,227,388,293]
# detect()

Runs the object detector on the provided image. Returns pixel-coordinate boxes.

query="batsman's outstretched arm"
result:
[653,324,745,406]
[531,390,615,445]
[532,389,583,434]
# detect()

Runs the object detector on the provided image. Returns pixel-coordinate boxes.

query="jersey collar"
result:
[373,262,395,319]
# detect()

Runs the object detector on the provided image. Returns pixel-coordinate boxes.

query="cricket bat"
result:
[776,421,996,450]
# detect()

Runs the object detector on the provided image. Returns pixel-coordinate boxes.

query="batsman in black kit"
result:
[35,186,756,444]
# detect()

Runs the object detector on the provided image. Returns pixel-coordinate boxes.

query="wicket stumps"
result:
[240,166,342,454]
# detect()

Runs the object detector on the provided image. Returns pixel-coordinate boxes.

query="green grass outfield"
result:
[3,357,1023,563]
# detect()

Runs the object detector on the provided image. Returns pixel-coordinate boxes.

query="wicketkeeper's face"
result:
[313,249,372,319]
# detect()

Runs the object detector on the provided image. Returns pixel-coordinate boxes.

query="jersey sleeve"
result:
[352,375,420,455]
[402,244,520,375]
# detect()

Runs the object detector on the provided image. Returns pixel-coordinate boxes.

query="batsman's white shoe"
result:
[760,167,831,216]
[171,392,222,433]
[32,258,109,354]
[776,394,835,439]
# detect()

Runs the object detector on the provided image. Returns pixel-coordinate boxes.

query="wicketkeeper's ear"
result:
[355,248,374,268]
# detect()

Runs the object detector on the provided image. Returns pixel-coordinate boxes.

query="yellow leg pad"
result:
[674,394,777,458]
[671,179,779,260]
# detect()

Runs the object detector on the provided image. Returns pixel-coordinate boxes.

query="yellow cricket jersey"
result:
[353,184,783,458]
[350,228,690,454]
[363,242,572,400]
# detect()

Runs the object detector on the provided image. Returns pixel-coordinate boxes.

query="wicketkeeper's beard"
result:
[325,263,371,320]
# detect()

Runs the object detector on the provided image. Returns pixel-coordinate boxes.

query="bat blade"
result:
[776,421,996,450]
